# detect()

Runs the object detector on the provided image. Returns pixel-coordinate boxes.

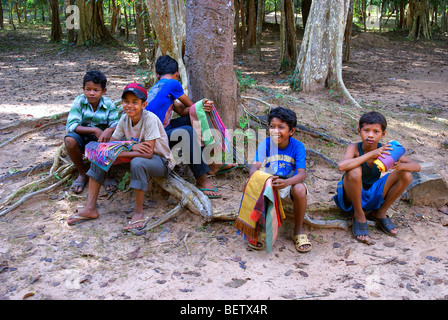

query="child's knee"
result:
[400,170,413,185]
[64,136,80,151]
[291,183,307,199]
[346,166,362,181]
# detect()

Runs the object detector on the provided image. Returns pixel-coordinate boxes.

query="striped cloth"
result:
[234,170,285,253]
[85,141,135,172]
[189,100,232,154]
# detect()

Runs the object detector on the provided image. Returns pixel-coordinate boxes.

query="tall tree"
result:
[279,0,297,70]
[408,0,432,39]
[76,0,116,45]
[145,0,187,90]
[184,0,240,130]
[290,0,360,108]
[50,0,63,42]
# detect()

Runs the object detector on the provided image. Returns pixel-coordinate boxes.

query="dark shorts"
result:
[333,173,390,213]
[65,132,98,153]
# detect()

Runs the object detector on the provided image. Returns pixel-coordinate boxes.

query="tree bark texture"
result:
[184,0,241,130]
[145,0,187,90]
[291,0,360,108]
[76,0,115,45]
[407,0,432,40]
[279,0,297,70]
[50,0,63,42]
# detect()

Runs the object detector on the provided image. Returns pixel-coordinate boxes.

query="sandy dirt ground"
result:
[0,24,447,303]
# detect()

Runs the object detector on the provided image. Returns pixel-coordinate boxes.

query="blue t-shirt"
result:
[254,137,306,178]
[145,78,185,127]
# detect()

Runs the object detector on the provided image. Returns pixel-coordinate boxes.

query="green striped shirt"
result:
[66,94,119,133]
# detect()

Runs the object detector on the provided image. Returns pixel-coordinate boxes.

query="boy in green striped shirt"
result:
[65,71,119,193]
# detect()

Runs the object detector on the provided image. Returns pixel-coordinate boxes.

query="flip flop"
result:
[71,179,87,194]
[104,178,117,194]
[248,232,266,251]
[291,234,312,253]
[371,215,397,237]
[199,187,221,199]
[67,214,96,226]
[124,218,148,232]
[352,218,373,245]
[208,164,239,177]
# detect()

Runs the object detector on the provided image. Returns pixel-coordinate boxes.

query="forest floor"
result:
[0,23,447,303]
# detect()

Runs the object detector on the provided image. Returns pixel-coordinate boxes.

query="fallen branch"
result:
[0,119,65,149]
[0,174,72,217]
[141,197,187,231]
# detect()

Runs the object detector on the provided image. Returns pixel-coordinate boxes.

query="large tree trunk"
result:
[290,0,360,108]
[76,0,116,45]
[279,0,297,70]
[145,0,187,90]
[50,0,63,42]
[184,0,240,130]
[407,0,432,40]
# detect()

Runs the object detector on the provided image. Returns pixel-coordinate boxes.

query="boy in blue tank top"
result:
[334,111,421,244]
[251,107,311,253]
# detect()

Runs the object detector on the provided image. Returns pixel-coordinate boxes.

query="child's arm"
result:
[271,169,306,190]
[337,143,392,172]
[110,137,155,159]
[391,155,421,172]
[174,96,214,117]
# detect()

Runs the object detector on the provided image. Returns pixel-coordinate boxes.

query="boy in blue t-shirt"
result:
[250,107,311,253]
[146,55,236,199]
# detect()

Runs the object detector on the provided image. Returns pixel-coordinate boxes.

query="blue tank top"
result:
[358,142,382,190]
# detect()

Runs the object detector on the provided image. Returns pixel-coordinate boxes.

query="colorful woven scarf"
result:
[234,170,285,253]
[189,99,232,154]
[85,141,135,171]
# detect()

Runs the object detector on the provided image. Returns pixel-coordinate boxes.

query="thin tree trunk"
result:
[280,0,297,70]
[135,0,147,66]
[50,0,63,42]
[256,0,265,60]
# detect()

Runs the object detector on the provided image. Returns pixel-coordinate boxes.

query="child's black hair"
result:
[155,55,179,76]
[83,70,107,90]
[359,111,387,132]
[268,107,297,131]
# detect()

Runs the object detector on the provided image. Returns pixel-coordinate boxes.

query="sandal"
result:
[248,232,266,251]
[371,215,397,237]
[71,177,87,194]
[67,214,96,226]
[352,218,373,245]
[124,218,148,232]
[199,187,221,199]
[291,234,312,253]
[104,178,117,194]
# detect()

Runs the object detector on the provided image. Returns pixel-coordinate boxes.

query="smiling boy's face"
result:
[122,92,147,120]
[269,117,295,148]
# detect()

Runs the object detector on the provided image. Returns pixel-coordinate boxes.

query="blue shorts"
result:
[333,173,389,213]
[65,132,98,153]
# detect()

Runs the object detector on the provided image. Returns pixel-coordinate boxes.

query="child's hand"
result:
[98,128,113,142]
[372,144,392,159]
[203,99,214,112]
[132,142,152,155]
[271,176,287,190]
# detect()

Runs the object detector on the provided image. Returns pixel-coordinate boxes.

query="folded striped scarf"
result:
[85,141,135,172]
[234,170,285,253]
[189,99,232,154]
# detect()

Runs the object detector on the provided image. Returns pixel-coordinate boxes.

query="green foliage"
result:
[235,70,257,92]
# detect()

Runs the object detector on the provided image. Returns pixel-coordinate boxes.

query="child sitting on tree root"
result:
[65,70,119,194]
[67,83,174,231]
[334,111,421,244]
